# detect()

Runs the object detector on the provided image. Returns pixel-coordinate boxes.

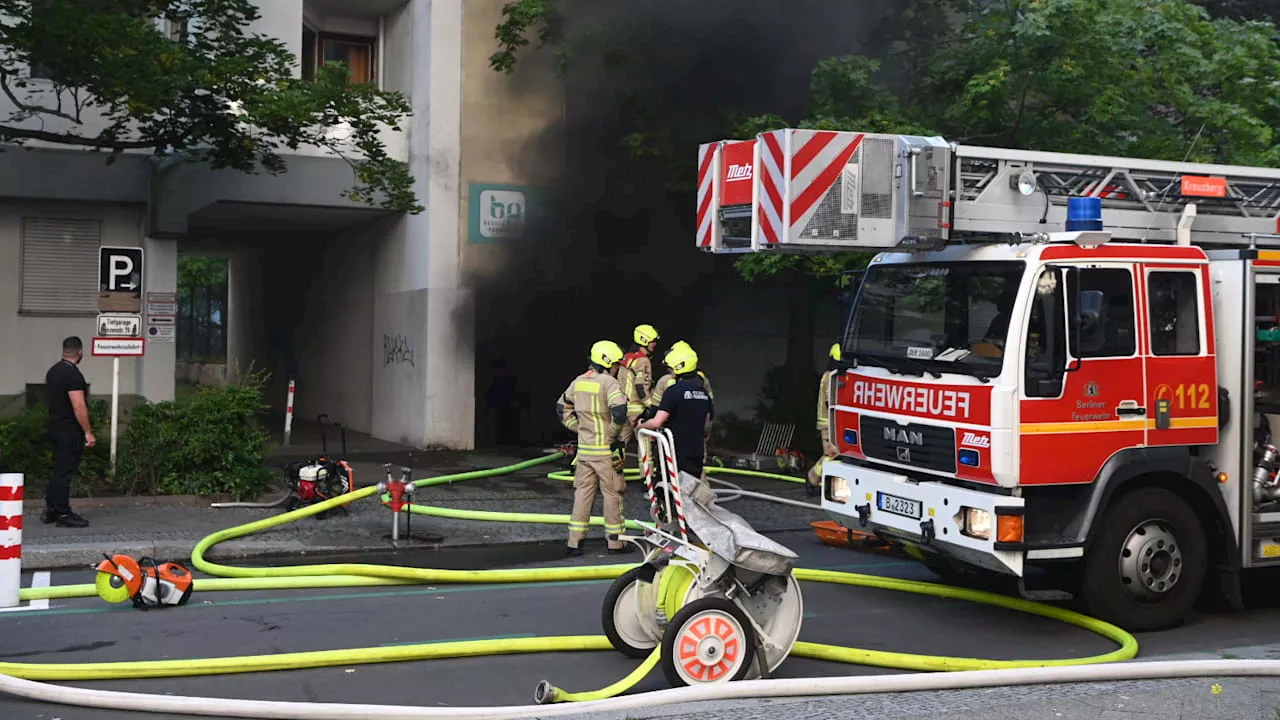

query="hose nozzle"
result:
[533,680,561,705]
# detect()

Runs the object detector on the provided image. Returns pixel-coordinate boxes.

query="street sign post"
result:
[98,247,143,314]
[91,334,145,473]
[96,247,144,474]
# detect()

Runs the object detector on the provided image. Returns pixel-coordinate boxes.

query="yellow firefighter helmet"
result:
[590,340,624,368]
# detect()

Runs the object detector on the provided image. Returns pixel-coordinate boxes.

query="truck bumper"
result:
[821,461,1026,576]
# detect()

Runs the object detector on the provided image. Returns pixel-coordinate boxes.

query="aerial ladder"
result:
[697,129,1280,253]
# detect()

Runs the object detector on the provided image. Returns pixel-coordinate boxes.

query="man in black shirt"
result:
[44,337,94,528]
[639,344,712,479]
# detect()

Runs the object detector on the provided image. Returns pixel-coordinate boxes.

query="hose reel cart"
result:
[601,428,805,687]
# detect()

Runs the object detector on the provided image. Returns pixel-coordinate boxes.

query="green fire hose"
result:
[6,452,1138,710]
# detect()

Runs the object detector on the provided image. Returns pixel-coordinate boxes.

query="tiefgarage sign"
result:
[97,313,142,338]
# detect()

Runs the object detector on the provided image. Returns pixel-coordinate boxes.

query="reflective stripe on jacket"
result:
[558,370,626,454]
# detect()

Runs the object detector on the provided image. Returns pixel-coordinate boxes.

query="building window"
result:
[323,36,374,84]
[301,30,375,85]
[19,218,101,316]
[164,15,189,43]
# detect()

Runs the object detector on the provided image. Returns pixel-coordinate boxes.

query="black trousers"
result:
[47,427,84,513]
[677,455,704,480]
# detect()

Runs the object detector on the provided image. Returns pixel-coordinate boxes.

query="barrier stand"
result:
[0,473,22,608]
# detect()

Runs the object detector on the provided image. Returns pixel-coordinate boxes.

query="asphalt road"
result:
[3,531,1280,720]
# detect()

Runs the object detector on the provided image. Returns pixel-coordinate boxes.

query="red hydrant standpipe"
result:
[378,464,417,542]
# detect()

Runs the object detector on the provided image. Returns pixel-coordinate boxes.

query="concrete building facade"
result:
[0,0,565,449]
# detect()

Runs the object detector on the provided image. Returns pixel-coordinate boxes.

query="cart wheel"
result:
[602,566,660,658]
[660,597,757,687]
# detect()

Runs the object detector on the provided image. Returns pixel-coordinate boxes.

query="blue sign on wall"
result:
[468,183,532,243]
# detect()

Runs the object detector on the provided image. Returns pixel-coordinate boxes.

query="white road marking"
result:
[29,571,50,609]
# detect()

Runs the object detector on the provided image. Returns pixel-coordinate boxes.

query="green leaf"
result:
[0,0,420,213]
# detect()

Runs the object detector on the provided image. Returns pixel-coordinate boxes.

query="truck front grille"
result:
[859,416,957,474]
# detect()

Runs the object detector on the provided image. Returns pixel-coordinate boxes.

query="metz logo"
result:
[725,164,753,182]
[961,432,991,449]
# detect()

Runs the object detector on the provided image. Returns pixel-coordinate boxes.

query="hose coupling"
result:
[533,680,560,705]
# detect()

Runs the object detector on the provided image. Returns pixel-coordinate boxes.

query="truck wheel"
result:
[1081,487,1206,632]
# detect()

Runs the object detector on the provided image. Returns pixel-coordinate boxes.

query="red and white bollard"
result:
[283,379,296,446]
[0,473,23,608]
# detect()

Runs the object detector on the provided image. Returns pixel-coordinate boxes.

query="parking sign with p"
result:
[99,246,143,313]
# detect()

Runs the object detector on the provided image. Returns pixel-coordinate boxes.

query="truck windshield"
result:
[844,261,1026,378]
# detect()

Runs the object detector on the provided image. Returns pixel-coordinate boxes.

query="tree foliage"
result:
[742,0,1280,280]
[0,0,421,213]
[177,256,227,289]
[490,0,561,75]
[492,0,1280,284]
[922,0,1280,164]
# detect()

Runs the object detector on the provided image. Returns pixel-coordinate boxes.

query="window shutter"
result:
[20,218,102,315]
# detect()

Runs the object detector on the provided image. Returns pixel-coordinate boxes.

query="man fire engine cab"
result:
[697,126,1280,632]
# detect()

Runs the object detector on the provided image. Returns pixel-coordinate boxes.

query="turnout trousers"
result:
[568,454,627,550]
[807,427,838,487]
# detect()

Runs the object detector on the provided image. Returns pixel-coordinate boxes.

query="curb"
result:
[20,519,822,572]
[20,539,434,572]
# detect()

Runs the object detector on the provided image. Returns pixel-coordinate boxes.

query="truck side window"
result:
[1067,268,1136,358]
[1147,271,1201,356]
[1025,268,1066,397]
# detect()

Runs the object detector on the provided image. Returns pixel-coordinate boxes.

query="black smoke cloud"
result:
[471,0,911,445]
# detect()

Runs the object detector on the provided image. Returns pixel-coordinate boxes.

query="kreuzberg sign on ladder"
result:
[93,246,146,474]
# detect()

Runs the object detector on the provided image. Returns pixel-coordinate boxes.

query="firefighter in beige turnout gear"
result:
[616,324,660,450]
[806,343,841,496]
[557,340,635,556]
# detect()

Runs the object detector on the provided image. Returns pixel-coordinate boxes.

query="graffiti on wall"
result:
[383,334,415,367]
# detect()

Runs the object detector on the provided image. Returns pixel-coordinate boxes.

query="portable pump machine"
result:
[283,414,353,516]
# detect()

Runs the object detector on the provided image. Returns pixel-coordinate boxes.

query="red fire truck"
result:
[697,129,1280,631]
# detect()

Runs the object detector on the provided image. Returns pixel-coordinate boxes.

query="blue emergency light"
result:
[958,449,980,467]
[1066,196,1103,232]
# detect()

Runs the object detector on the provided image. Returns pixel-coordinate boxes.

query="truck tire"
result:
[1081,487,1207,632]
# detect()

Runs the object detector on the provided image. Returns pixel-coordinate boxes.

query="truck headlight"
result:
[827,476,850,504]
[963,508,991,540]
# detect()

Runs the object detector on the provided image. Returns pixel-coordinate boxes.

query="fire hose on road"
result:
[1,451,1262,720]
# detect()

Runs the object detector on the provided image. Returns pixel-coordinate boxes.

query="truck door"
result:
[1020,263,1147,485]
[1142,263,1218,447]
